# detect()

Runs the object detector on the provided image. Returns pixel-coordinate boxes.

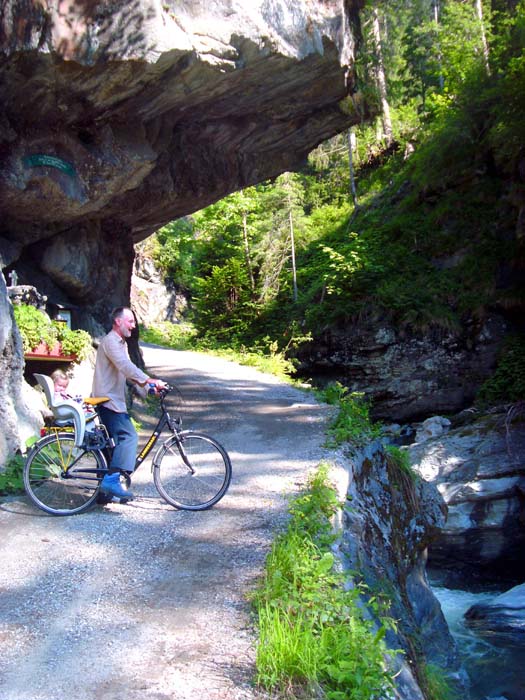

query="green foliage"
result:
[0,453,25,495]
[252,465,396,699]
[476,334,525,405]
[140,321,297,382]
[54,325,92,362]
[139,322,198,350]
[13,304,58,352]
[146,0,524,406]
[193,258,257,343]
[317,383,382,447]
[12,304,92,362]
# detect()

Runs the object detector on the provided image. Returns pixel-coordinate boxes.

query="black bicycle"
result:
[23,386,232,516]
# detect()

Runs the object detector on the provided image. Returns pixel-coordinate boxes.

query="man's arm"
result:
[104,333,167,390]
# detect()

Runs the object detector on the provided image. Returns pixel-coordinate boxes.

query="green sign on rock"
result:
[23,154,76,177]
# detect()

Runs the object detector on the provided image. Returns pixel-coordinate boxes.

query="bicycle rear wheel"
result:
[24,433,106,515]
[153,431,232,510]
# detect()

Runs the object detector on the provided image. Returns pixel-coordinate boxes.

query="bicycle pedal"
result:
[119,496,134,504]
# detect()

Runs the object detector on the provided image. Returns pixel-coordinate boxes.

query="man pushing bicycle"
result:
[92,307,167,501]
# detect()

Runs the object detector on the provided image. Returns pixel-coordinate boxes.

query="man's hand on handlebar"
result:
[146,379,170,396]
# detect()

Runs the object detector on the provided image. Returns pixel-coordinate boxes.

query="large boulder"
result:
[337,441,467,696]
[409,407,525,584]
[0,1,363,247]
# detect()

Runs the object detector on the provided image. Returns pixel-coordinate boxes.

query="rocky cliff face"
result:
[0,0,364,458]
[0,275,42,465]
[295,314,508,422]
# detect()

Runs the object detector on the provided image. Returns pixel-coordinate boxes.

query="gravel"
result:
[0,345,344,700]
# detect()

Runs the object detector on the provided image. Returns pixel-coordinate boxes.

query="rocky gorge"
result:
[1,2,524,698]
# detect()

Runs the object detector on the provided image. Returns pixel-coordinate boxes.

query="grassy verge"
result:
[251,464,396,699]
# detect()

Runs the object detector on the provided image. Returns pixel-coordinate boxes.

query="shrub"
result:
[317,382,382,447]
[0,454,25,495]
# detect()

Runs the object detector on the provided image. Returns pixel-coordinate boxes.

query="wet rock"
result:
[465,584,525,646]
[409,409,525,582]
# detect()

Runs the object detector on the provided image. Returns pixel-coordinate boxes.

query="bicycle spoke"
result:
[153,432,231,510]
[24,434,105,516]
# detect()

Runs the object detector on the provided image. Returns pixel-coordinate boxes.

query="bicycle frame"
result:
[132,393,181,472]
[36,391,183,479]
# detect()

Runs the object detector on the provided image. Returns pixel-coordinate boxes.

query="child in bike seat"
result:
[51,369,96,418]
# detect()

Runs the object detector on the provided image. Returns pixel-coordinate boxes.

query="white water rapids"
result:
[431,583,525,700]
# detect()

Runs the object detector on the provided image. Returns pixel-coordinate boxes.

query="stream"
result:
[430,577,525,700]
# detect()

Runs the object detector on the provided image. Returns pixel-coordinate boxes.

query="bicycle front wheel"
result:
[153,431,232,510]
[24,433,106,516]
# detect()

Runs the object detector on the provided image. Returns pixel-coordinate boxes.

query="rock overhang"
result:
[0,0,365,245]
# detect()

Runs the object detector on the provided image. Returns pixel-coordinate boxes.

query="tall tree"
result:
[371,5,394,146]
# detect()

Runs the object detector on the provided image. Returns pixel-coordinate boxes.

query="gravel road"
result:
[0,345,344,700]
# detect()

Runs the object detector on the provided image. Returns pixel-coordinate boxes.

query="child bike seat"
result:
[34,373,87,447]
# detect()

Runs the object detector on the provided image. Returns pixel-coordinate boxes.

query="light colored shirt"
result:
[91,330,148,413]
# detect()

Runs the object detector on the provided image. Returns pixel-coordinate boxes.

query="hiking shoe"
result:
[99,473,134,501]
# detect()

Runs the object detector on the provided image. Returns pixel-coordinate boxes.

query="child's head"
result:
[51,369,70,393]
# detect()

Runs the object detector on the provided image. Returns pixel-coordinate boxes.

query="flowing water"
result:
[431,582,525,700]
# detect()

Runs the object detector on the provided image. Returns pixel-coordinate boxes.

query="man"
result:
[92,306,166,500]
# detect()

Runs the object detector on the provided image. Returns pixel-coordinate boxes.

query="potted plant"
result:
[54,323,92,362]
[13,304,92,362]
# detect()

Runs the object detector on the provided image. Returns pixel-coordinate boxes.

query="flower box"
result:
[24,341,77,362]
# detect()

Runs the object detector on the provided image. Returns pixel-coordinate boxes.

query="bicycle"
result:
[23,384,232,516]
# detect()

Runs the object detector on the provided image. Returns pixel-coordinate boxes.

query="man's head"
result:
[111,307,136,339]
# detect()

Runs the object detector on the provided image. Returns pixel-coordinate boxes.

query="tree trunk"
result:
[241,210,255,292]
[372,6,393,147]
[347,128,359,208]
[289,209,298,303]
[432,0,444,90]
[475,0,491,75]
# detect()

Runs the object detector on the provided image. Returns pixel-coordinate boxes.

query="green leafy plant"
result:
[0,454,25,495]
[54,324,92,362]
[252,464,396,699]
[13,304,58,352]
[13,304,92,362]
[317,383,382,447]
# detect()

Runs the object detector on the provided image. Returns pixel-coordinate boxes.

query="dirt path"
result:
[0,345,344,700]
